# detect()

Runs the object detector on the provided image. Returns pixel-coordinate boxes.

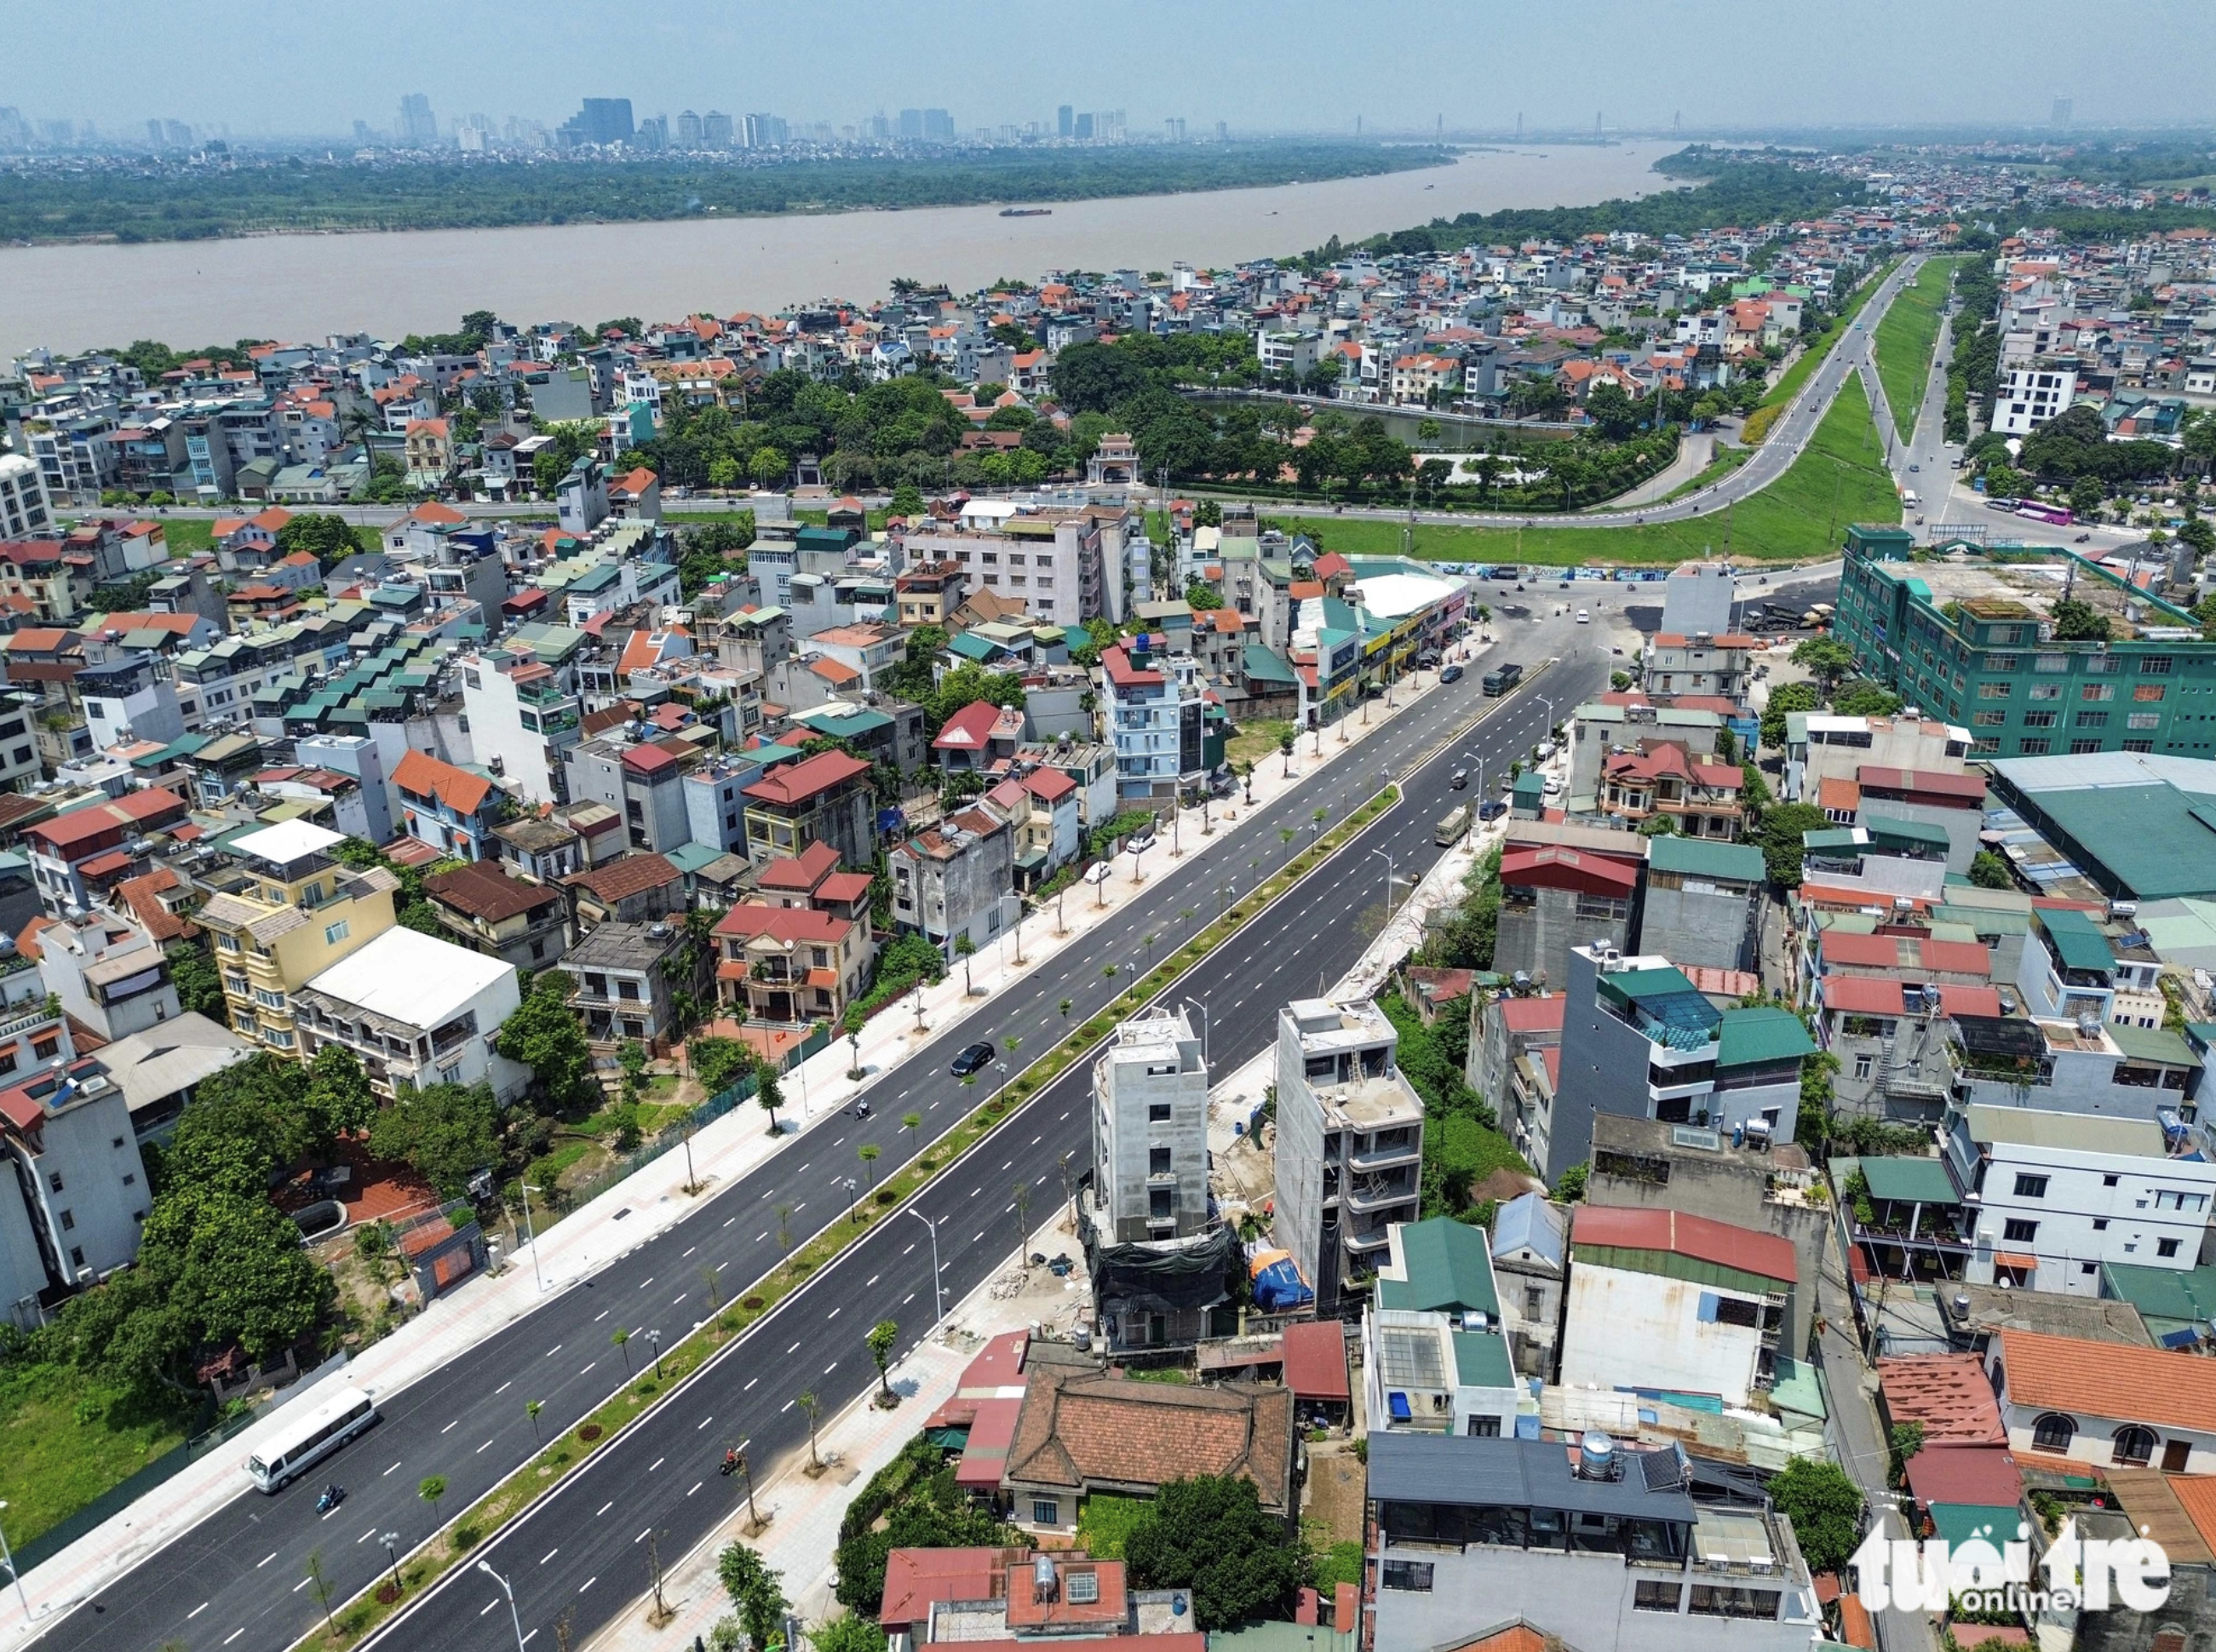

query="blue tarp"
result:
[1251,1258,1314,1314]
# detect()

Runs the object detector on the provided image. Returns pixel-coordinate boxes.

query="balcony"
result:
[1344,1175,1418,1214]
[1349,1136,1421,1173]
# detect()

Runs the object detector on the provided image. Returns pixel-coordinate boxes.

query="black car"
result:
[1477,799,1508,822]
[950,1041,997,1076]
[1440,664,1464,684]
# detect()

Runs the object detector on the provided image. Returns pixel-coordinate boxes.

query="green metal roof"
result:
[2039,907,2116,974]
[2017,781,2216,901]
[1605,966,1702,1001]
[1865,813,1951,848]
[1930,1506,2021,1550]
[945,631,1000,662]
[2099,1261,2216,1332]
[1512,772,1546,800]
[1645,835,1765,883]
[793,705,893,737]
[1377,1216,1500,1316]
[1802,827,1863,852]
[1451,1331,1515,1390]
[663,842,723,874]
[2107,1022,2198,1068]
[1714,1007,1816,1069]
[1859,1156,1960,1207]
[1242,643,1298,686]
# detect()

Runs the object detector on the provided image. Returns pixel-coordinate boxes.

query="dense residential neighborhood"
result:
[14,116,2216,1652]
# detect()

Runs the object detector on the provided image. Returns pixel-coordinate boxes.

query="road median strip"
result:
[300,782,1405,1650]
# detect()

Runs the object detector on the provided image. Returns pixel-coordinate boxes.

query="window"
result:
[2003,1219,2039,1243]
[1973,710,2006,726]
[2142,657,2175,676]
[254,988,286,1011]
[2104,1173,2121,1186]
[1031,1498,1059,1525]
[2070,739,2103,754]
[1978,682,2012,699]
[32,1036,56,1060]
[122,1173,135,1186]
[1524,1285,1544,1316]
[1854,1054,1874,1081]
[1467,1415,1501,1437]
[58,1208,74,1230]
[215,932,239,951]
[1381,1561,1434,1593]
[2136,684,2168,703]
[2129,713,2162,731]
[1688,1586,1778,1619]
[47,1171,62,1192]
[2113,1425,2158,1467]
[2094,1219,2109,1230]
[2029,681,2063,701]
[2019,738,2052,755]
[2075,711,2109,728]
[1147,1102,1173,1123]
[2082,683,2116,703]
[324,920,349,945]
[2160,1237,2184,1258]
[2013,1173,2050,1198]
[69,1247,83,1268]
[1634,1581,1682,1613]
[2035,654,2069,674]
[2156,1190,2209,1212]
[2087,654,2124,674]
[2032,1412,2077,1452]
[1149,1147,1172,1175]
[2081,1262,2098,1276]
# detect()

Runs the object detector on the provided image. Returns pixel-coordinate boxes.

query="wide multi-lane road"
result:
[37,616,1603,1652]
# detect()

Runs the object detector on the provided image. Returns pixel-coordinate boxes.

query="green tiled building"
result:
[1834,525,2216,760]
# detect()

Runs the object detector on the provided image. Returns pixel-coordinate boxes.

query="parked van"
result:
[1435,806,1472,846]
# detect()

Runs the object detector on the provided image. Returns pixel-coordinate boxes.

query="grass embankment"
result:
[1756,255,1902,419]
[290,789,1404,1649]
[0,1367,186,1550]
[1874,256,1964,441]
[1249,373,1896,566]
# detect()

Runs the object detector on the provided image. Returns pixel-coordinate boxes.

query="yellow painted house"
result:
[195,818,399,1054]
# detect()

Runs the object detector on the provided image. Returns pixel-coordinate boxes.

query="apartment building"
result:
[23,787,192,916]
[559,919,693,1052]
[712,843,875,1025]
[1993,364,2079,436]
[0,1016,146,1324]
[742,749,877,869]
[459,652,584,806]
[1362,1217,1520,1440]
[894,501,1123,628]
[1273,997,1426,1312]
[1089,1009,1209,1245]
[1101,642,1206,813]
[393,749,502,862]
[890,804,1015,956]
[192,818,400,1054]
[0,453,52,539]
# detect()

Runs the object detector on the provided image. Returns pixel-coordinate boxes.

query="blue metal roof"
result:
[1490,1191,1564,1268]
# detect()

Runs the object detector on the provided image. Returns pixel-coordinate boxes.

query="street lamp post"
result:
[0,1501,26,1621]
[647,1328,663,1382]
[477,1561,527,1652]
[1182,998,1209,1066]
[519,1182,545,1294]
[907,1208,945,1321]
[381,1531,404,1601]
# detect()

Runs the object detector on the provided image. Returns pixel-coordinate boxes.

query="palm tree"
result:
[858,1141,881,1190]
[902,1110,922,1152]
[1059,998,1074,1024]
[955,932,978,995]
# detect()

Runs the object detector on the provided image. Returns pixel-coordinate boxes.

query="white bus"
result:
[246,1391,377,1492]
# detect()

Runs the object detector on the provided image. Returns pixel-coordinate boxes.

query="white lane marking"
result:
[441,1420,459,1434]
[688,1480,703,1496]
[581,1575,597,1593]
[477,1439,493,1453]
[225,1631,246,1645]
[540,1547,559,1565]
[744,1377,757,1391]
[383,1460,402,1477]
[697,1414,713,1431]
[594,1500,613,1517]
[495,1380,512,1396]
[725,1217,737,1227]
[579,1362,595,1378]
[594,1310,609,1322]
[256,1552,276,1569]
[649,1456,664,1472]
[188,1603,209,1620]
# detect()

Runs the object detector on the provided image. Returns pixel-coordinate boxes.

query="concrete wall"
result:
[1636,874,1759,972]
[1092,1014,1210,1242]
[1495,886,1629,995]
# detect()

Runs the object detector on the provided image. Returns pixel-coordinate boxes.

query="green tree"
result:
[1766,1459,1863,1574]
[1789,635,1854,692]
[497,970,596,1110]
[1753,802,1833,889]
[1829,680,1903,719]
[755,1056,785,1134]
[273,513,361,567]
[867,1318,899,1402]
[303,1043,376,1141]
[164,939,227,1018]
[2069,473,2107,519]
[366,1083,499,1198]
[812,1613,889,1652]
[1758,681,1822,750]
[1969,850,2014,890]
[2049,596,2112,644]
[692,1037,755,1099]
[717,1542,789,1652]
[889,483,924,519]
[1122,1475,1304,1630]
[1553,1162,1589,1202]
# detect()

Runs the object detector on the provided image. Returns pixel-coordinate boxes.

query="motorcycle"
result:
[316,1484,346,1515]
[720,1450,741,1477]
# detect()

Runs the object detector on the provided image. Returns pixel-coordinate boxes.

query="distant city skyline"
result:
[3,0,2213,139]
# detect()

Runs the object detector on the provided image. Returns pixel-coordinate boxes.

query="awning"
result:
[1994,1252,2037,1271]
[1013,847,1049,871]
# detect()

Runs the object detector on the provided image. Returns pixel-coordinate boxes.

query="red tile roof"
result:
[568,853,681,903]
[25,788,187,855]
[1903,1447,2022,1511]
[1996,1328,2216,1436]
[934,701,1002,750]
[1100,645,1163,690]
[757,840,839,892]
[1820,931,1990,978]
[1820,977,2001,1018]
[1496,994,1567,1034]
[1499,845,1640,895]
[1570,1205,1796,1282]
[741,750,869,806]
[393,749,494,816]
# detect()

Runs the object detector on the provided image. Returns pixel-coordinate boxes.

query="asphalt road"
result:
[39,618,1603,1652]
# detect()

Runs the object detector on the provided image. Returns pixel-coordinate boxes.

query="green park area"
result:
[1256,373,1897,567]
[1874,256,1965,440]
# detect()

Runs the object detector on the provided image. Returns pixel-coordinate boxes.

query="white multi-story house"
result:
[1100,642,1205,813]
[293,926,529,1103]
[1274,997,1425,1313]
[1992,365,2079,437]
[1944,1104,2216,1295]
[0,452,53,538]
[1363,1217,1521,1440]
[1089,1008,1209,1244]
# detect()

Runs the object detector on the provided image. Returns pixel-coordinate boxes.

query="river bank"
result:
[0,141,1680,359]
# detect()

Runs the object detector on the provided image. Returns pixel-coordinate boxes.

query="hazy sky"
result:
[9,0,2215,139]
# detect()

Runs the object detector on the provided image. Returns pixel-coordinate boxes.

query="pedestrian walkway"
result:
[4,657,1455,1639]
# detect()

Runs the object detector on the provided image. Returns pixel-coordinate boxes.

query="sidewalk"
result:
[6,647,1461,1637]
[584,1206,1096,1649]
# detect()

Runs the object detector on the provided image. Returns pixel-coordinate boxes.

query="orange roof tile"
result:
[1996,1328,2216,1436]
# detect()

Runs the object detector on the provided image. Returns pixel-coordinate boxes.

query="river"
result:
[0,141,1680,359]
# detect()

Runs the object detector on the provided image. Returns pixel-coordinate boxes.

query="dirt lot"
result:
[1305,1442,1367,1546]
